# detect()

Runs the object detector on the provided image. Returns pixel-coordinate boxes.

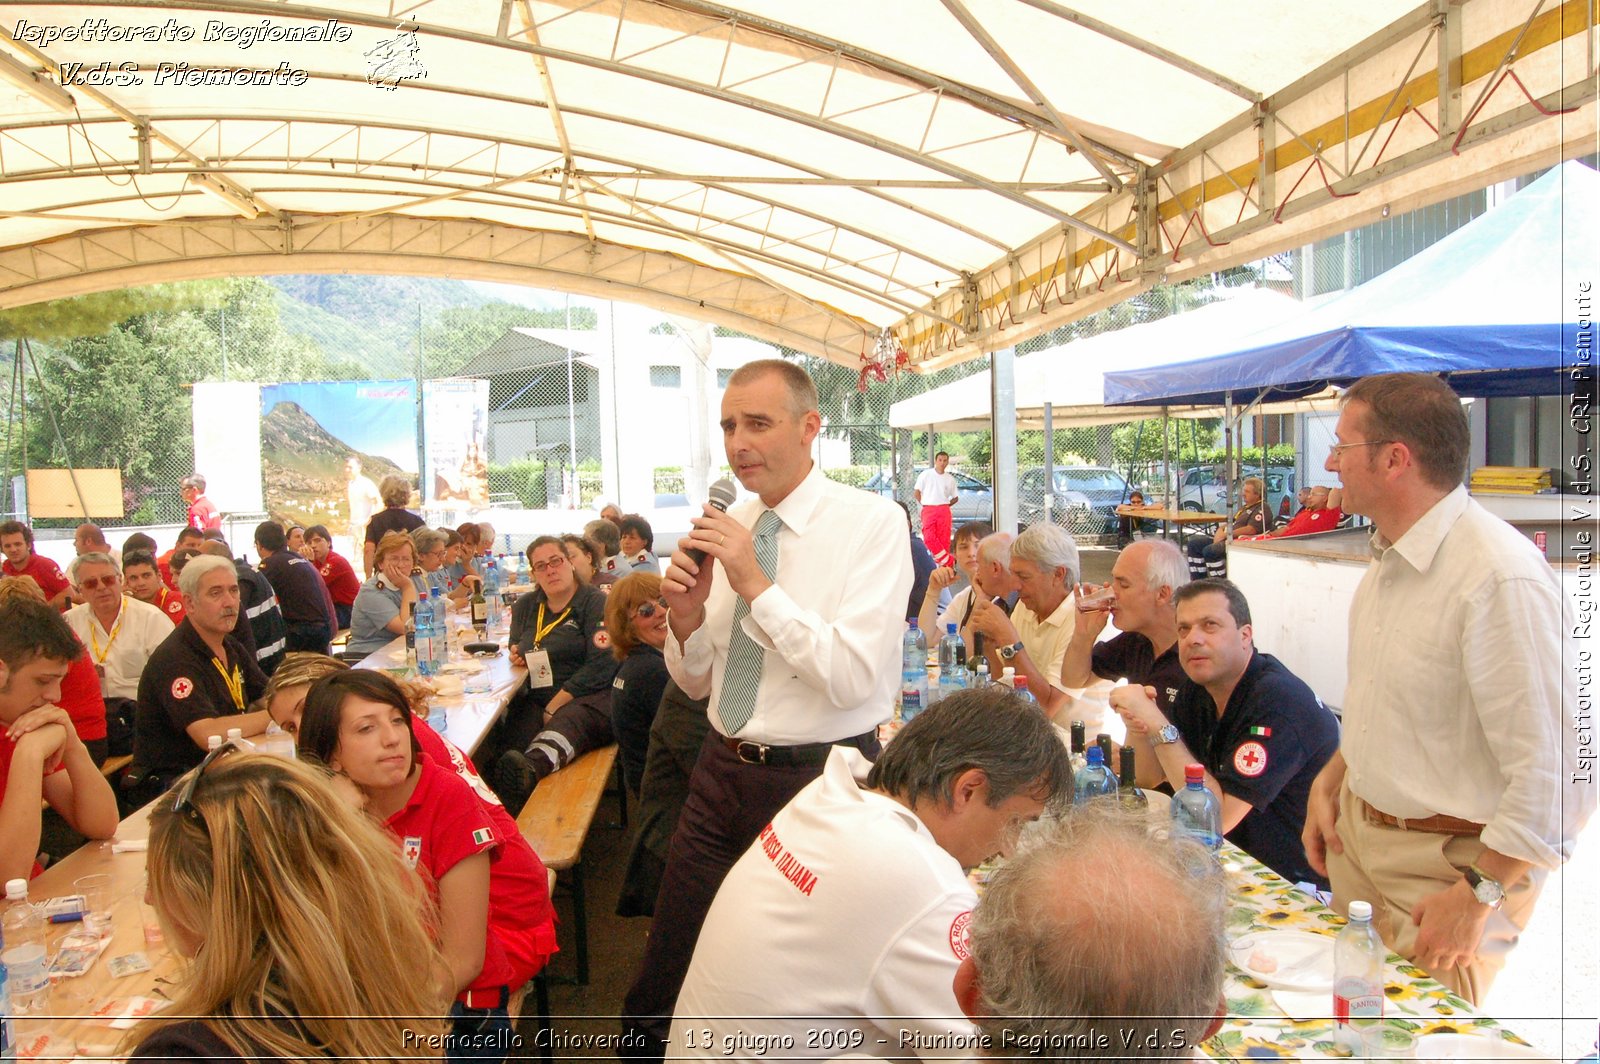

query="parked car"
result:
[1175,465,1297,521]
[1017,465,1133,540]
[865,469,994,525]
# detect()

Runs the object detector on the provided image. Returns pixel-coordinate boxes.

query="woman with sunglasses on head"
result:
[126,751,446,1062]
[487,535,617,811]
[297,670,557,1062]
[604,572,671,796]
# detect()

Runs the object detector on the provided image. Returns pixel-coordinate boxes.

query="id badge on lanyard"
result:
[527,648,554,688]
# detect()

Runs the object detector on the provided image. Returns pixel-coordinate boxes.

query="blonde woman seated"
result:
[346,531,420,658]
[126,751,445,1062]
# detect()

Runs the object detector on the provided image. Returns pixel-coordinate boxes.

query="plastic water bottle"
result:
[1170,764,1223,852]
[483,559,502,630]
[414,592,438,677]
[999,666,1016,689]
[428,588,449,676]
[1073,745,1117,804]
[900,620,929,723]
[516,551,530,585]
[2,927,12,1062]
[938,627,966,703]
[973,659,990,685]
[1333,900,1385,1055]
[1013,676,1038,705]
[1,881,48,1016]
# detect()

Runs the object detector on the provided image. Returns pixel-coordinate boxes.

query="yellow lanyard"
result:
[89,609,125,664]
[211,656,245,710]
[533,601,571,649]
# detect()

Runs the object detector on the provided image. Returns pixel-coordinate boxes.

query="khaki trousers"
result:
[1327,782,1544,1005]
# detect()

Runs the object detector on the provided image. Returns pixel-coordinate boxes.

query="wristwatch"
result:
[997,641,1025,661]
[1154,723,1181,746]
[1464,865,1505,909]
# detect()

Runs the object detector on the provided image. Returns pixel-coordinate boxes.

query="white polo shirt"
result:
[673,747,979,1060]
[914,468,959,507]
[65,596,174,700]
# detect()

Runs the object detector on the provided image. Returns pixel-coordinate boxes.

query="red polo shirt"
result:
[140,586,187,625]
[384,756,556,996]
[2,552,69,602]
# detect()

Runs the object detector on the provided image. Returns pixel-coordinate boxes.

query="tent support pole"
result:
[1225,390,1236,541]
[991,347,1018,533]
[1161,409,1171,513]
[1042,401,1054,526]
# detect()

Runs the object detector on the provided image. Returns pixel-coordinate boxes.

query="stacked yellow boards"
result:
[1469,466,1553,494]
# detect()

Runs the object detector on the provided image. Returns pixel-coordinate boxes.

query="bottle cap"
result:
[208,735,223,750]
[1348,900,1373,921]
[1015,676,1028,691]
[1184,763,1204,783]
[226,728,243,741]
[5,877,27,899]
[947,623,957,634]
[1086,746,1104,765]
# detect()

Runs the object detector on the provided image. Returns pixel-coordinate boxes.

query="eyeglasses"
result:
[1328,440,1395,459]
[633,597,669,618]
[531,556,568,575]
[172,739,245,823]
[78,575,119,590]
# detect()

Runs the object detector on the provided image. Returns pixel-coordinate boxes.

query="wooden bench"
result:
[514,744,618,985]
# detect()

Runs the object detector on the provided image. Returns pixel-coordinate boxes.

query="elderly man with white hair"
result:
[64,552,172,704]
[969,523,1078,719]
[1062,538,1190,717]
[129,554,270,806]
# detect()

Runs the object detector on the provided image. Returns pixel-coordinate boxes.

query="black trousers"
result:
[618,730,879,1061]
[615,682,711,919]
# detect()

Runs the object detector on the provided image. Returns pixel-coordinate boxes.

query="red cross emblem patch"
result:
[948,910,972,960]
[167,599,183,615]
[170,677,194,700]
[593,629,610,649]
[1234,741,1268,778]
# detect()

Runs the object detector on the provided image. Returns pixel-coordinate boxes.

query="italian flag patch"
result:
[1249,726,1272,737]
[472,828,493,846]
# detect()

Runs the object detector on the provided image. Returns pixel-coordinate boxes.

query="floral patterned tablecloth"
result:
[1206,847,1538,1060]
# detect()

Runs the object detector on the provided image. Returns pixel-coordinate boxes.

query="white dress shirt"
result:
[667,464,913,745]
[1343,486,1594,868]
[65,596,174,700]
[914,468,959,506]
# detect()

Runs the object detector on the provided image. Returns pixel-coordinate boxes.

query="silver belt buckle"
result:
[734,740,770,765]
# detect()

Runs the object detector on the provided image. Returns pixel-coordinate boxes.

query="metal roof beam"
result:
[936,0,1123,189]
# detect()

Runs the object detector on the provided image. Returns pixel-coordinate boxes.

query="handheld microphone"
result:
[684,478,739,566]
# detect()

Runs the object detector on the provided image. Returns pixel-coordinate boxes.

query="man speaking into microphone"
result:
[620,359,912,1059]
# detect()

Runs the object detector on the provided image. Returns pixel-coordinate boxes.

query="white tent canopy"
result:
[1,0,1593,367]
[889,288,1318,430]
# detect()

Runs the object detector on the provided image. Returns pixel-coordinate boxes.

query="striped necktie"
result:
[717,509,782,735]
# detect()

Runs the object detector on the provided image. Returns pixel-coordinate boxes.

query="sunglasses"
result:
[633,597,669,618]
[78,575,120,590]
[172,739,246,823]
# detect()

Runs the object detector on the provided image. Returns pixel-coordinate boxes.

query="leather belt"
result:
[720,732,872,768]
[1361,799,1484,837]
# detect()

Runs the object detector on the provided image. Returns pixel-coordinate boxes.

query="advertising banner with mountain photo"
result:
[422,379,489,507]
[258,380,416,534]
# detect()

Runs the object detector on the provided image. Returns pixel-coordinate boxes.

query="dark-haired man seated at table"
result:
[0,598,119,883]
[1111,578,1338,887]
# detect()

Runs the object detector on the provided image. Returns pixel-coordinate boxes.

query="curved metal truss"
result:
[0,0,1593,367]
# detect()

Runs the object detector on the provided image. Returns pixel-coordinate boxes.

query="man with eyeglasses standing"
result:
[64,553,172,763]
[1302,373,1595,1005]
[130,554,270,808]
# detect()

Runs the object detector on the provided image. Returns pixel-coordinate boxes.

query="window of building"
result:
[650,365,682,388]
